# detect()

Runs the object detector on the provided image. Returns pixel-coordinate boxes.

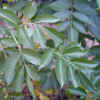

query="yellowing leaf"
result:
[86,91,93,100]
[34,89,40,97]
[40,93,50,100]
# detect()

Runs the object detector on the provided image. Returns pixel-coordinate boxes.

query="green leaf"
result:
[1,38,17,47]
[0,51,5,63]
[39,49,54,70]
[32,25,46,48]
[23,50,40,66]
[93,75,100,87]
[68,87,87,97]
[34,14,59,23]
[54,10,71,20]
[24,54,40,65]
[10,0,29,12]
[55,58,67,87]
[4,48,40,65]
[71,58,97,68]
[26,75,35,99]
[69,67,78,88]
[0,8,19,26]
[93,56,100,64]
[73,12,95,26]
[4,47,19,54]
[73,58,97,68]
[25,65,40,80]
[92,90,100,99]
[23,2,37,19]
[8,92,23,97]
[18,26,33,49]
[97,0,100,8]
[2,55,20,85]
[0,24,10,34]
[44,27,62,47]
[68,26,79,42]
[11,66,25,92]
[89,25,100,40]
[74,3,96,15]
[88,46,100,56]
[40,72,59,90]
[79,71,95,92]
[0,88,3,100]
[73,21,87,34]
[63,46,87,58]
[49,0,71,11]
[45,26,64,38]
[58,21,70,32]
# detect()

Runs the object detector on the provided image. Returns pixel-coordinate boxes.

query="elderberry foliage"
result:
[0,0,100,100]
